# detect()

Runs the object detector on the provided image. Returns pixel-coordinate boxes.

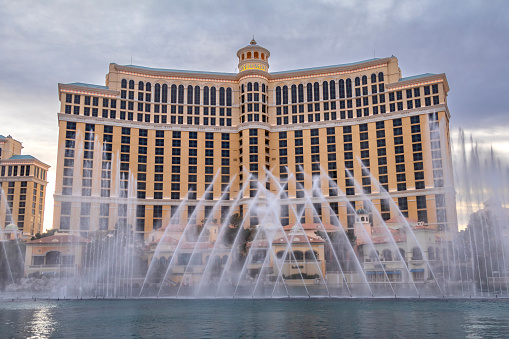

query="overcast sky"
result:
[1,0,507,230]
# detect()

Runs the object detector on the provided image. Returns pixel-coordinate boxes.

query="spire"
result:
[250,35,257,45]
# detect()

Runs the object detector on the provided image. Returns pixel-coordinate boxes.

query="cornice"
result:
[58,103,448,134]
[111,58,396,84]
[58,83,119,97]
[0,158,50,169]
[53,186,454,207]
[0,177,49,185]
[386,73,449,93]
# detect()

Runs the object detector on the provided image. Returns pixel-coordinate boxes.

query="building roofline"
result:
[111,57,396,83]
[113,63,238,82]
[0,156,50,169]
[268,57,394,80]
[387,73,450,93]
[58,83,119,96]
[270,57,388,75]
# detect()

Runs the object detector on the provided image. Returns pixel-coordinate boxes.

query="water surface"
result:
[0,298,508,338]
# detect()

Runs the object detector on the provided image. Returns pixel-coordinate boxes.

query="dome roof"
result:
[356,208,368,215]
[4,223,18,232]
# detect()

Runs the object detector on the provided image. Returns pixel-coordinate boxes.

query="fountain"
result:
[1,128,509,300]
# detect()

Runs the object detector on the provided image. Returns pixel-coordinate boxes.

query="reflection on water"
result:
[0,299,508,338]
[27,307,56,339]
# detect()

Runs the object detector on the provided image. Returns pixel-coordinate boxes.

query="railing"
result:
[29,264,77,268]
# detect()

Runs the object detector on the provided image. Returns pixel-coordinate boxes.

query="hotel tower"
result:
[54,39,457,240]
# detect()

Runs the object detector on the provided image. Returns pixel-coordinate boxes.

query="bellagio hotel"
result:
[54,39,457,239]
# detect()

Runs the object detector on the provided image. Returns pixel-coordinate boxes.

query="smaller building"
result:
[0,223,23,241]
[355,209,444,283]
[0,135,50,238]
[270,226,326,282]
[24,233,89,277]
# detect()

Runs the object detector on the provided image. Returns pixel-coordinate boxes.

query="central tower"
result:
[236,38,270,73]
[236,39,271,226]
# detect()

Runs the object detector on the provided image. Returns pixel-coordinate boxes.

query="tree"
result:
[31,228,57,240]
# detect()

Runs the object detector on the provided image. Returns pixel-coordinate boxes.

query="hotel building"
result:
[54,39,457,240]
[0,135,50,238]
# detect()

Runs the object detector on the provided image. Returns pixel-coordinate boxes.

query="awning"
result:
[410,268,424,272]
[366,271,375,275]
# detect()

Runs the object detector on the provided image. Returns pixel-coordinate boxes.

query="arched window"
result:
[322,81,329,101]
[247,82,253,92]
[162,84,168,103]
[219,87,225,106]
[146,82,151,92]
[261,53,265,59]
[129,80,135,89]
[254,82,259,91]
[203,86,209,105]
[241,54,244,61]
[369,250,378,262]
[399,248,405,260]
[261,84,266,92]
[361,75,367,85]
[138,81,144,91]
[275,86,282,105]
[428,246,435,260]
[170,84,177,103]
[276,251,285,259]
[293,251,304,261]
[354,77,360,87]
[371,73,377,83]
[313,82,320,101]
[194,86,200,105]
[187,85,193,104]
[412,247,423,260]
[154,83,161,102]
[282,85,288,105]
[346,79,352,98]
[178,85,184,104]
[291,85,297,104]
[298,84,304,103]
[121,79,127,88]
[338,79,345,99]
[382,249,392,261]
[210,87,216,105]
[226,88,232,106]
[330,80,336,99]
[378,72,384,82]
[247,51,251,58]
[305,250,318,260]
[254,51,259,58]
[46,251,61,265]
[306,83,313,102]
[241,84,245,93]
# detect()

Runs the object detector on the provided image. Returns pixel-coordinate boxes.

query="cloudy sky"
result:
[1,0,507,230]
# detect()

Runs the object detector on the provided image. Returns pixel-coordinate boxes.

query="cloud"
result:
[0,0,508,230]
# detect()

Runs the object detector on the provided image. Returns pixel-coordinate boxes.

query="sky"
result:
[0,0,508,231]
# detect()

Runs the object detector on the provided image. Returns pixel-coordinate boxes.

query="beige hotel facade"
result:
[53,39,457,240]
[0,135,50,238]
